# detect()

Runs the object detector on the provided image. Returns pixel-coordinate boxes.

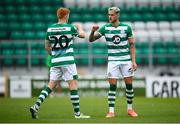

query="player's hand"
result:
[74,23,83,30]
[92,25,99,32]
[132,62,137,71]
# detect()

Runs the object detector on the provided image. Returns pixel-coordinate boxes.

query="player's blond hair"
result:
[57,7,70,19]
[108,7,120,14]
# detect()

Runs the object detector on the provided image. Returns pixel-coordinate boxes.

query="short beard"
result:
[109,19,117,23]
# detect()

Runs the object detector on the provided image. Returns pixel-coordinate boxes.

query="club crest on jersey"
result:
[112,35,121,44]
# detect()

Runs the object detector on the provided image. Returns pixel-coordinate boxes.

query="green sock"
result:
[35,86,52,110]
[108,84,117,113]
[70,90,80,116]
[125,83,134,110]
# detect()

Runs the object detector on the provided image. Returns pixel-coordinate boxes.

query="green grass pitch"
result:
[0,97,180,123]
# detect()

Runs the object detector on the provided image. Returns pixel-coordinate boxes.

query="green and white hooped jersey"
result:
[97,23,133,62]
[45,23,79,67]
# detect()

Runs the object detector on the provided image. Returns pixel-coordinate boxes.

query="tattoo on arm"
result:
[45,40,51,55]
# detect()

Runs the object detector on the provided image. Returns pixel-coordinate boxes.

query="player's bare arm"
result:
[129,37,137,71]
[45,40,51,55]
[89,25,101,42]
[75,23,85,38]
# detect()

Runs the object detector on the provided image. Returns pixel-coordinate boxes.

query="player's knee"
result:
[124,77,133,84]
[108,78,118,85]
[68,80,78,90]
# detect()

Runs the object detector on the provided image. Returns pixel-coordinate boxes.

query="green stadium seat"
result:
[0,8,4,17]
[19,14,31,22]
[0,22,8,32]
[30,42,41,66]
[1,42,14,66]
[31,58,41,66]
[41,57,47,66]
[31,49,39,55]
[0,31,8,39]
[23,31,35,39]
[175,6,180,13]
[32,14,43,22]
[120,13,130,21]
[14,42,27,66]
[38,43,47,56]
[31,43,39,54]
[136,48,143,65]
[92,43,107,53]
[17,5,29,14]
[14,42,27,49]
[16,0,26,5]
[2,59,14,66]
[7,14,18,22]
[0,14,6,22]
[92,42,107,65]
[74,43,88,65]
[76,58,88,65]
[29,6,41,14]
[150,6,163,13]
[93,58,106,65]
[167,13,179,21]
[0,1,5,6]
[36,31,45,39]
[126,6,138,13]
[94,14,107,22]
[92,42,106,48]
[5,5,16,14]
[136,42,146,65]
[130,13,142,21]
[42,6,55,14]
[15,57,27,66]
[154,13,168,21]
[29,0,39,5]
[70,14,81,22]
[11,31,23,39]
[34,22,47,31]
[45,14,56,22]
[137,6,150,13]
[99,7,108,13]
[165,42,180,65]
[92,49,104,55]
[153,42,167,65]
[79,48,88,55]
[9,22,21,31]
[169,48,180,65]
[0,42,13,49]
[69,7,78,14]
[76,7,90,14]
[23,22,33,31]
[142,13,154,21]
[82,14,94,22]
[136,57,143,65]
[41,0,55,5]
[74,42,88,49]
[163,6,175,13]
[154,48,167,65]
[141,42,149,65]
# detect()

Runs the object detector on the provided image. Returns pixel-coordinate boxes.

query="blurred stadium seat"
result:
[146,21,158,30]
[134,21,146,30]
[158,21,170,30]
[0,0,180,68]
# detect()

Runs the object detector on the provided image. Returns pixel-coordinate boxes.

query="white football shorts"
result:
[107,61,134,79]
[50,64,78,81]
